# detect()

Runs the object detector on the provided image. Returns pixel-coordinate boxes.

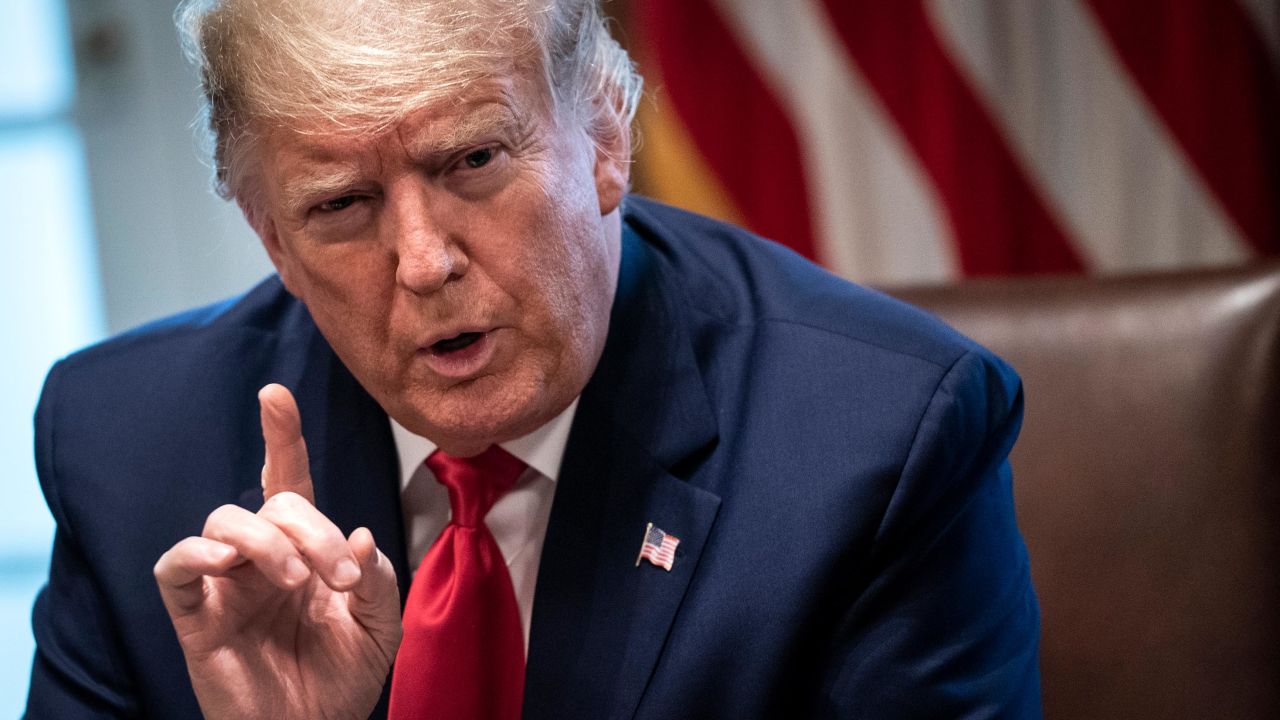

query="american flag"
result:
[628,0,1279,282]
[636,523,680,571]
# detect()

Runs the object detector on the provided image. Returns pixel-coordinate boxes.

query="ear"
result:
[592,117,632,217]
[239,198,299,295]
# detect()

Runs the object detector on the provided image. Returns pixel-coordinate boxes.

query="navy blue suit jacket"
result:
[26,197,1041,718]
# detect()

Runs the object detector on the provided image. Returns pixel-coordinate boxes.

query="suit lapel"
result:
[524,226,722,720]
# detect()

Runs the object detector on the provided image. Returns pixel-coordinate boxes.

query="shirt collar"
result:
[388,398,580,491]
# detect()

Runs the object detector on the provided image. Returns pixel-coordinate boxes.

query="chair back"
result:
[890,264,1280,720]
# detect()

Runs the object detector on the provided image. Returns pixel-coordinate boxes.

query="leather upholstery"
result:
[890,264,1280,720]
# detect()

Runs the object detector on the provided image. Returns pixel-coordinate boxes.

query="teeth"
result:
[432,332,482,353]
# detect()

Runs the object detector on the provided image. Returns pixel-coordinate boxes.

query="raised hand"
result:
[154,383,402,720]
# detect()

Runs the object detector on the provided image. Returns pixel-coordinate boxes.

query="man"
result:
[25,0,1041,718]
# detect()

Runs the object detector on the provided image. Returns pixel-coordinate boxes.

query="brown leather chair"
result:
[889,264,1280,720]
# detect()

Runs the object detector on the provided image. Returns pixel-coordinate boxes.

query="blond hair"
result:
[176,0,642,207]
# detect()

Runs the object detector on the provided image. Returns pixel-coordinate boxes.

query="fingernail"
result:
[334,559,361,586]
[285,556,310,585]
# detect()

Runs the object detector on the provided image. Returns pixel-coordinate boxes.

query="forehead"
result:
[258,69,557,206]
[274,68,547,156]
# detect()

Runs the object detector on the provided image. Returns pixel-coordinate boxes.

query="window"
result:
[0,1,105,712]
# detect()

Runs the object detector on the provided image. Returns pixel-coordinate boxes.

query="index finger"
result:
[259,383,314,504]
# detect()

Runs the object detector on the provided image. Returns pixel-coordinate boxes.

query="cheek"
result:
[292,238,388,300]
[526,228,614,378]
[290,247,398,352]
[521,207,607,320]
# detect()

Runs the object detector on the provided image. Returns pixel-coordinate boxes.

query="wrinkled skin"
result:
[155,57,630,719]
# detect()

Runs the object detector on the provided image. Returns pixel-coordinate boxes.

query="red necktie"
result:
[388,445,527,720]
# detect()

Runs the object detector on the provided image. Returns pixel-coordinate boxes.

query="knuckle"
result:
[264,490,304,513]
[260,493,339,550]
[291,522,330,552]
[203,504,242,533]
[154,537,197,578]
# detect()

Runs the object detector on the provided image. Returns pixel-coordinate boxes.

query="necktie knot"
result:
[426,445,526,527]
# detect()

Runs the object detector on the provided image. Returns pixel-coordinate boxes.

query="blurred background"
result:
[623,0,1278,281]
[1,0,1276,714]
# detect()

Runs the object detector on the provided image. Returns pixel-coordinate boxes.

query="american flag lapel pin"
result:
[635,522,680,571]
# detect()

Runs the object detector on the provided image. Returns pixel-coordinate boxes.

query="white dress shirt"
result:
[388,400,577,654]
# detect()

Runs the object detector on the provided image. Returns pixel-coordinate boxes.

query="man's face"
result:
[249,65,628,455]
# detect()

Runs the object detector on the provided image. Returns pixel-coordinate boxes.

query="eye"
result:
[461,147,495,170]
[318,195,358,212]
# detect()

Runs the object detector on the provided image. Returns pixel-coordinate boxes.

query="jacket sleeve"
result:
[24,361,140,719]
[817,349,1042,719]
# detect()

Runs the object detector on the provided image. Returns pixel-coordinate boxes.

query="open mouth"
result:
[431,331,484,354]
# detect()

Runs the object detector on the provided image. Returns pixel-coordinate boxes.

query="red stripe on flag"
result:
[819,0,1085,276]
[635,0,820,263]
[1085,0,1280,255]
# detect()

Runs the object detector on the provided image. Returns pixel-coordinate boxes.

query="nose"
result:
[389,186,468,294]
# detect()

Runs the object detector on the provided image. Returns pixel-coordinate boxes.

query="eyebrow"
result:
[274,100,529,214]
[402,102,528,158]
[278,165,365,216]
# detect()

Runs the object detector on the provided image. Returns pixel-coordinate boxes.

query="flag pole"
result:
[635,522,653,567]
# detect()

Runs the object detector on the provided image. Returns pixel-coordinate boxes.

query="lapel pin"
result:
[635,522,680,571]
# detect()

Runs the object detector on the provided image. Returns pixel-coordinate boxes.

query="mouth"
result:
[430,331,485,355]
[419,329,498,380]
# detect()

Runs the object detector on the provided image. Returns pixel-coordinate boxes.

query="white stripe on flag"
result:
[712,0,960,285]
[927,0,1252,272]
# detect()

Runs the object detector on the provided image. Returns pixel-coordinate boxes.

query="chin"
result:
[399,368,572,450]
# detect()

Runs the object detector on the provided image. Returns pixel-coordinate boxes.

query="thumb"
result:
[259,383,315,504]
[347,527,403,653]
